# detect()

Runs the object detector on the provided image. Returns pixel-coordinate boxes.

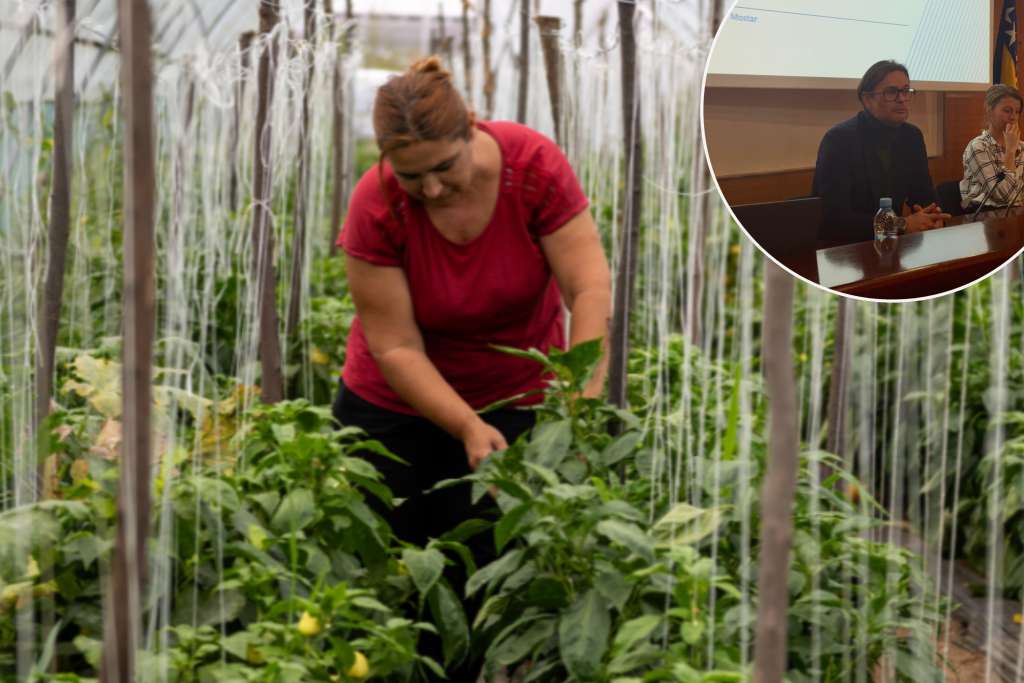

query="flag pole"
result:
[1016,0,1023,85]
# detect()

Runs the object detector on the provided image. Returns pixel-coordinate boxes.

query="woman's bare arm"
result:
[540,209,613,398]
[346,254,508,469]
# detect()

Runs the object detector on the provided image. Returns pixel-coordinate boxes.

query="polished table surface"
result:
[787,208,1024,299]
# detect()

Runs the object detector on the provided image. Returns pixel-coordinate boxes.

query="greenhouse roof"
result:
[1,0,703,101]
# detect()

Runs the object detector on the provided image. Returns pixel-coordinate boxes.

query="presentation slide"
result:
[707,0,990,89]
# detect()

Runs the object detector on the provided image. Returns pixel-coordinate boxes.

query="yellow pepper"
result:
[296,610,321,636]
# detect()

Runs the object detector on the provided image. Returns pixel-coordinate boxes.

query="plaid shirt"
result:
[960,129,1024,208]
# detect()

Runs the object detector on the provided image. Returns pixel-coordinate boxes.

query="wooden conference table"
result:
[787,208,1024,299]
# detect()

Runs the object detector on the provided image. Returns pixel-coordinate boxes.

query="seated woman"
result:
[961,84,1024,211]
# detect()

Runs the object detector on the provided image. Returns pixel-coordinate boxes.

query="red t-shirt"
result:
[338,120,589,414]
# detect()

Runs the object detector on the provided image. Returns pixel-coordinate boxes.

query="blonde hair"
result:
[986,83,1023,113]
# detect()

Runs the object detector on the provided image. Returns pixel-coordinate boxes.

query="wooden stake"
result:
[516,0,530,123]
[608,0,642,410]
[482,0,495,119]
[32,3,75,670]
[534,16,562,146]
[461,0,473,104]
[328,0,354,254]
[251,0,285,404]
[439,36,455,69]
[752,260,799,683]
[101,0,156,680]
[573,0,584,46]
[229,32,255,213]
[35,0,75,450]
[286,0,318,370]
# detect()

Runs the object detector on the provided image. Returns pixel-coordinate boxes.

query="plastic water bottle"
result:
[873,198,896,242]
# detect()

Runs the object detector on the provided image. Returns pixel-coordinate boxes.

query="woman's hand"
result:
[461,418,508,471]
[1006,121,1021,151]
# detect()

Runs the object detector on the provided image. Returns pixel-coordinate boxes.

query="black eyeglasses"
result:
[867,86,916,102]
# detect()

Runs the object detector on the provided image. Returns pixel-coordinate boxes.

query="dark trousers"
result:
[332,382,535,682]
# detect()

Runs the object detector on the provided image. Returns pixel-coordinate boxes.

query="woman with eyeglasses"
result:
[960,84,1024,211]
[812,60,950,244]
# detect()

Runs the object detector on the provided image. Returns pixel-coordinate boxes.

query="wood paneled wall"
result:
[715,92,986,206]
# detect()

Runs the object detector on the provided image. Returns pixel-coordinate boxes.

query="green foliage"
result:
[0,386,443,682]
[456,342,945,682]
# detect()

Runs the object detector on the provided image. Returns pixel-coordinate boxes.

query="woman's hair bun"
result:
[409,55,449,79]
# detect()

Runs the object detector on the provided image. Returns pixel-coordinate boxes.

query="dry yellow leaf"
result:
[89,419,122,460]
[70,459,89,482]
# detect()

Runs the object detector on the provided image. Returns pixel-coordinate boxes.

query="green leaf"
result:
[525,576,569,609]
[171,587,245,627]
[66,354,122,417]
[427,581,469,666]
[31,619,62,677]
[62,532,105,569]
[339,456,381,480]
[247,524,269,550]
[302,542,331,577]
[522,659,562,683]
[270,488,317,533]
[549,338,603,385]
[490,616,556,667]
[652,502,724,546]
[681,620,704,645]
[294,407,322,432]
[600,431,643,469]
[612,614,661,652]
[439,518,492,544]
[350,595,390,612]
[699,673,745,682]
[525,419,573,469]
[523,462,561,488]
[495,503,533,551]
[596,500,645,522]
[351,438,408,464]
[474,593,510,629]
[249,491,280,517]
[595,519,654,562]
[72,635,102,669]
[221,630,259,661]
[402,547,446,598]
[271,423,296,444]
[490,345,553,369]
[192,477,240,511]
[720,365,742,462]
[466,548,524,597]
[594,567,632,611]
[559,589,610,680]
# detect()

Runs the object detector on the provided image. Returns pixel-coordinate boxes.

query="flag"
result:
[995,0,1018,86]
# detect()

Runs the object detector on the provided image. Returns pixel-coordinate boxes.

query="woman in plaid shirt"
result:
[961,84,1024,211]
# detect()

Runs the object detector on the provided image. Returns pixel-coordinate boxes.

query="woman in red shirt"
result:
[332,55,610,680]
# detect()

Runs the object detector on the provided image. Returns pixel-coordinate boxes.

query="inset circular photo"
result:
[703,1,1021,300]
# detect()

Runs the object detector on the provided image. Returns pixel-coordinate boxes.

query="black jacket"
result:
[811,110,937,244]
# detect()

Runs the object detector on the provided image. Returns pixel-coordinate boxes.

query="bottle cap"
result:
[879,197,893,209]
